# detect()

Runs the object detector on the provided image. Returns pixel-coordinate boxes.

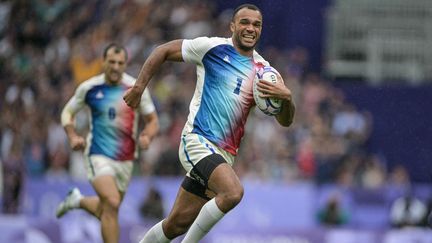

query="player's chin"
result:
[109,74,121,83]
[240,41,256,51]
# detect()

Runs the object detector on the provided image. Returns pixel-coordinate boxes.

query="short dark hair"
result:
[231,4,262,21]
[103,43,128,61]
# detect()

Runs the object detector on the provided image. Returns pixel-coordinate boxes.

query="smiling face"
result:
[103,47,127,85]
[230,7,263,56]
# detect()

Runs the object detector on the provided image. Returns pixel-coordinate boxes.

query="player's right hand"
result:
[69,136,86,151]
[123,87,143,109]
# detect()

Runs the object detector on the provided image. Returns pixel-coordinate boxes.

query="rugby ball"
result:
[253,66,283,116]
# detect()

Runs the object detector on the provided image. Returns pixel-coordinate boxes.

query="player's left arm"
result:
[257,74,295,127]
[276,96,295,127]
[273,81,295,127]
[275,74,295,127]
[139,111,159,150]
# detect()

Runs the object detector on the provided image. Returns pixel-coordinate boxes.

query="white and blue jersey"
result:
[62,73,155,161]
[181,37,269,155]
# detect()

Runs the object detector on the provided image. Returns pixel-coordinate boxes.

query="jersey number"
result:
[108,107,116,120]
[233,77,243,95]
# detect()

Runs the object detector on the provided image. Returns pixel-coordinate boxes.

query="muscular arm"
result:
[276,98,295,127]
[124,40,184,108]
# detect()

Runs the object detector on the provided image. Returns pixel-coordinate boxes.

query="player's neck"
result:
[105,78,121,86]
[230,38,254,57]
[104,73,123,86]
[235,47,253,57]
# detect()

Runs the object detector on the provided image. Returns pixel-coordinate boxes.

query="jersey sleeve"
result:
[60,83,87,126]
[182,37,215,64]
[139,88,156,115]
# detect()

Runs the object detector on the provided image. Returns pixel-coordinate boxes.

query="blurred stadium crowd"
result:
[0,0,414,213]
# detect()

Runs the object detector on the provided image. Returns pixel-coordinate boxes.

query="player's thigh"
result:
[179,133,237,189]
[92,175,121,201]
[87,155,131,202]
[179,133,241,194]
[207,163,242,194]
[179,133,235,175]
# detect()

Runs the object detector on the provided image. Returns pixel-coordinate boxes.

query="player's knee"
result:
[102,196,121,212]
[164,216,191,237]
[220,185,244,209]
[164,208,199,237]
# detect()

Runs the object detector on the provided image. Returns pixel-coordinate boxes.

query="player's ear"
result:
[230,21,235,33]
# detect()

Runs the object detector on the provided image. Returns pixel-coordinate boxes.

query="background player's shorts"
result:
[85,154,133,192]
[179,133,235,177]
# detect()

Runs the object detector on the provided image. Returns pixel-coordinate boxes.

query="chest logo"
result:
[96,90,104,99]
[223,55,231,63]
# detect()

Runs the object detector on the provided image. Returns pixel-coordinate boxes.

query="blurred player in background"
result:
[123,4,295,243]
[56,43,159,243]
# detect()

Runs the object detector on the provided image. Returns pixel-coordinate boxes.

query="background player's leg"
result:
[92,175,123,243]
[140,185,208,242]
[181,163,243,243]
[80,196,101,218]
[57,193,102,219]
